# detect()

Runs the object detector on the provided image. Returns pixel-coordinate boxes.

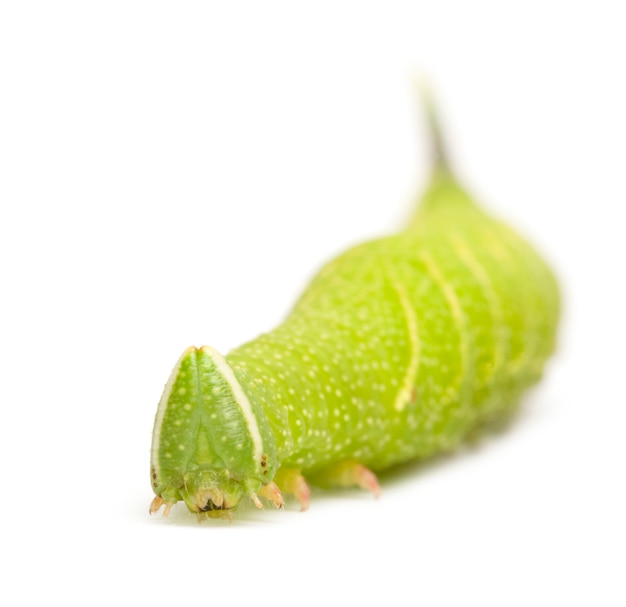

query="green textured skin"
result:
[227,171,559,473]
[150,131,560,517]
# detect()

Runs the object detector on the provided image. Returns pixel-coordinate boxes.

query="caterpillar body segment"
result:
[149,108,560,520]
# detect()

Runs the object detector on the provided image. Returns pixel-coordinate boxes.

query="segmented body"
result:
[226,172,559,475]
[149,119,560,519]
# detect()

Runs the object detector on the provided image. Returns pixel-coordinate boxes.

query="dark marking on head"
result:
[199,499,228,512]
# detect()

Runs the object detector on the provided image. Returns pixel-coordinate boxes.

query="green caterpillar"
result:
[149,95,560,520]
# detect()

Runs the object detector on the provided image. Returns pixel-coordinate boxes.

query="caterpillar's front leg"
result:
[309,459,381,498]
[253,482,284,510]
[273,468,312,511]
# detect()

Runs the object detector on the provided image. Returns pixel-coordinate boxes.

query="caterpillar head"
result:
[149,346,278,520]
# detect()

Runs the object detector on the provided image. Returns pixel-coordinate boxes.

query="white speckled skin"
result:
[150,115,560,518]
[226,170,560,475]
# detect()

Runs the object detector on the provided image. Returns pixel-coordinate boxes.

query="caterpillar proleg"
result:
[149,94,560,520]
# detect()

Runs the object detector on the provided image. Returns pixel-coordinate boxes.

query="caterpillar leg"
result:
[149,495,174,517]
[253,482,284,509]
[310,459,381,497]
[273,468,311,511]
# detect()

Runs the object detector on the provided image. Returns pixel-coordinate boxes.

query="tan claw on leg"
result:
[149,496,173,517]
[273,468,311,511]
[258,482,284,509]
[312,459,381,497]
[250,493,263,509]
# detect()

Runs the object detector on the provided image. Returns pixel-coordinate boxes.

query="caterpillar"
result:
[149,94,560,520]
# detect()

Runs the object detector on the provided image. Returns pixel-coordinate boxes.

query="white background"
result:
[1,1,624,605]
